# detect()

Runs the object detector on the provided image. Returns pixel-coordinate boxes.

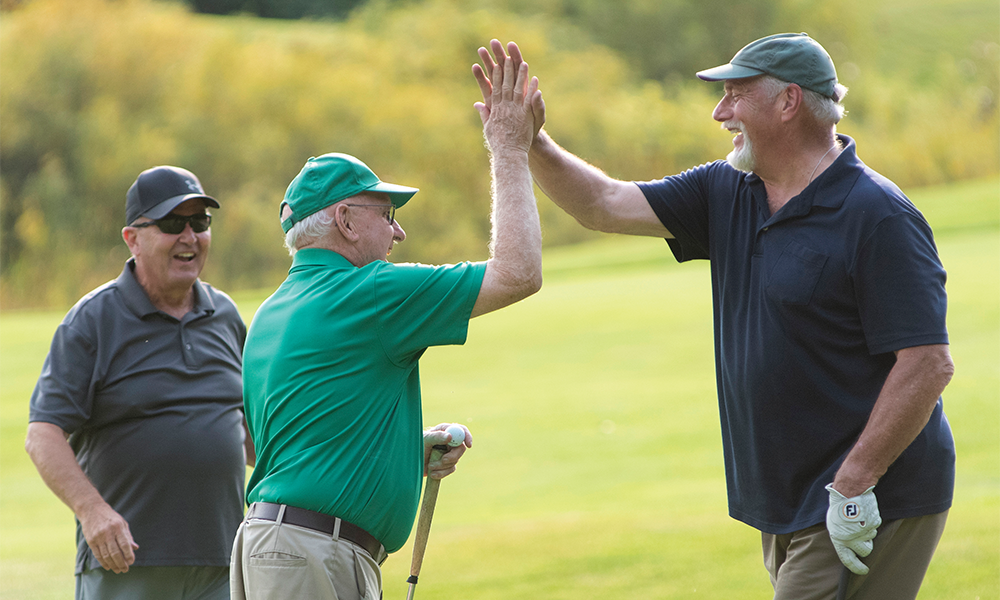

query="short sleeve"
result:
[373,261,487,365]
[637,161,743,263]
[29,322,98,433]
[854,213,949,354]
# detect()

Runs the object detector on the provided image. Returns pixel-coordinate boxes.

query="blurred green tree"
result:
[1,0,996,309]
[189,0,245,15]
[187,0,367,18]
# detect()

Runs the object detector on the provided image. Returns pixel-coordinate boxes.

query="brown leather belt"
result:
[247,502,387,565]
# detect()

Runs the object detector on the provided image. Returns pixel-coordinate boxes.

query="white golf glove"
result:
[825,484,882,575]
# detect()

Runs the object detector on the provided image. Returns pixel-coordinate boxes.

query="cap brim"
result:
[144,193,220,220]
[696,63,765,82]
[367,182,419,209]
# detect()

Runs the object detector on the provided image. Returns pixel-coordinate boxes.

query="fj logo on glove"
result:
[826,484,881,575]
[843,502,861,520]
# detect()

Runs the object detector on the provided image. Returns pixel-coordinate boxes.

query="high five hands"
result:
[472,40,546,150]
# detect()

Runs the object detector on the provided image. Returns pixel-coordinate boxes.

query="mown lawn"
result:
[1,178,997,599]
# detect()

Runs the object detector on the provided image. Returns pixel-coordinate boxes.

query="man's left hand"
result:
[825,484,882,575]
[473,40,546,142]
[474,40,540,155]
[423,423,473,480]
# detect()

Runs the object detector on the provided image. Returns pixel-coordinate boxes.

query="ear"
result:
[122,226,140,256]
[780,83,804,123]
[334,204,359,242]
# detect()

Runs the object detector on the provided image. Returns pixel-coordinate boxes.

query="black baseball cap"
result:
[125,166,219,226]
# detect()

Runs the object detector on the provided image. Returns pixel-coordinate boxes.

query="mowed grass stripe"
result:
[1,180,997,599]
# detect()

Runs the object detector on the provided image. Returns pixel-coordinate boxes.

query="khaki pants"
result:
[763,510,948,600]
[230,509,382,600]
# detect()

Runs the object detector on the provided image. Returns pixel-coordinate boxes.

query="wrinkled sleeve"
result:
[29,321,98,433]
[637,163,720,262]
[854,213,949,354]
[374,261,487,365]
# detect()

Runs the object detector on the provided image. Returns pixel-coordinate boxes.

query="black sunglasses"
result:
[132,213,212,234]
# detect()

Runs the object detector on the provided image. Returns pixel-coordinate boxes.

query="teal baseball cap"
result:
[280,153,418,233]
[696,33,839,99]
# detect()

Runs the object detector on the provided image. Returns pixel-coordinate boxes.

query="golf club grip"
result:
[409,445,447,578]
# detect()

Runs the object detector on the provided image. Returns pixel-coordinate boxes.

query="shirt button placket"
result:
[754,226,769,255]
[181,326,195,367]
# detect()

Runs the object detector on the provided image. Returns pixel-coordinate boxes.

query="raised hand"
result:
[473,40,545,143]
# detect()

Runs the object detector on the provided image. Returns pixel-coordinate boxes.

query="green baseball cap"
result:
[280,153,418,233]
[696,33,838,99]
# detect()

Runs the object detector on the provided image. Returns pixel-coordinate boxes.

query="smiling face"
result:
[713,77,780,173]
[124,198,211,300]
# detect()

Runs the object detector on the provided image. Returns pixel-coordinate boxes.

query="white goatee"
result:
[724,121,756,173]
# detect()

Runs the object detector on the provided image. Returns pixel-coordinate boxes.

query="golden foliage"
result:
[1,0,996,308]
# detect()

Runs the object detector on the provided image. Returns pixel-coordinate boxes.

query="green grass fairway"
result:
[1,178,997,599]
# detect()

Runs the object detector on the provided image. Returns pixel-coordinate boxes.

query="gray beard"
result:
[726,135,756,173]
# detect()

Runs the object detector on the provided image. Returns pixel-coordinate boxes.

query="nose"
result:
[177,222,197,242]
[713,95,732,123]
[392,220,406,243]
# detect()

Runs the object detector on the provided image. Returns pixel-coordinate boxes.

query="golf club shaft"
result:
[835,566,851,600]
[406,445,447,600]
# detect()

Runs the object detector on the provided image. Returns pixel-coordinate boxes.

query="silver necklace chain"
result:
[807,144,839,184]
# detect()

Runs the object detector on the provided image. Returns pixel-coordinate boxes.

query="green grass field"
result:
[1,178,997,599]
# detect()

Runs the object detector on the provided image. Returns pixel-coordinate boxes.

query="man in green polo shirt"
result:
[232,42,543,600]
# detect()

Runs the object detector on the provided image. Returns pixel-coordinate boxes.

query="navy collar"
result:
[749,134,865,225]
[807,134,865,209]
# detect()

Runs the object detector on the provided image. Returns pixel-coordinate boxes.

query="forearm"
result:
[27,422,138,571]
[471,47,543,317]
[529,130,616,231]
[488,147,543,292]
[25,422,109,516]
[833,344,955,495]
[529,131,670,237]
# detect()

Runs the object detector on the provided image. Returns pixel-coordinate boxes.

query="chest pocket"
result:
[767,241,828,305]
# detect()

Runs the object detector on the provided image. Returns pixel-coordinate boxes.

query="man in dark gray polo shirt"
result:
[26,166,253,600]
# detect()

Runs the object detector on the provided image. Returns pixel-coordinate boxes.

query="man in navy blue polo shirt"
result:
[26,166,253,599]
[473,35,955,598]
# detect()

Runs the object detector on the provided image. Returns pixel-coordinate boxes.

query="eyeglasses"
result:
[345,203,395,225]
[131,213,212,234]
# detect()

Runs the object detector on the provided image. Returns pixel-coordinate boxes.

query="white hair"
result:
[284,208,335,256]
[758,75,849,125]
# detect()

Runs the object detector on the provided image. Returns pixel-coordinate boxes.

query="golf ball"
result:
[445,424,465,447]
